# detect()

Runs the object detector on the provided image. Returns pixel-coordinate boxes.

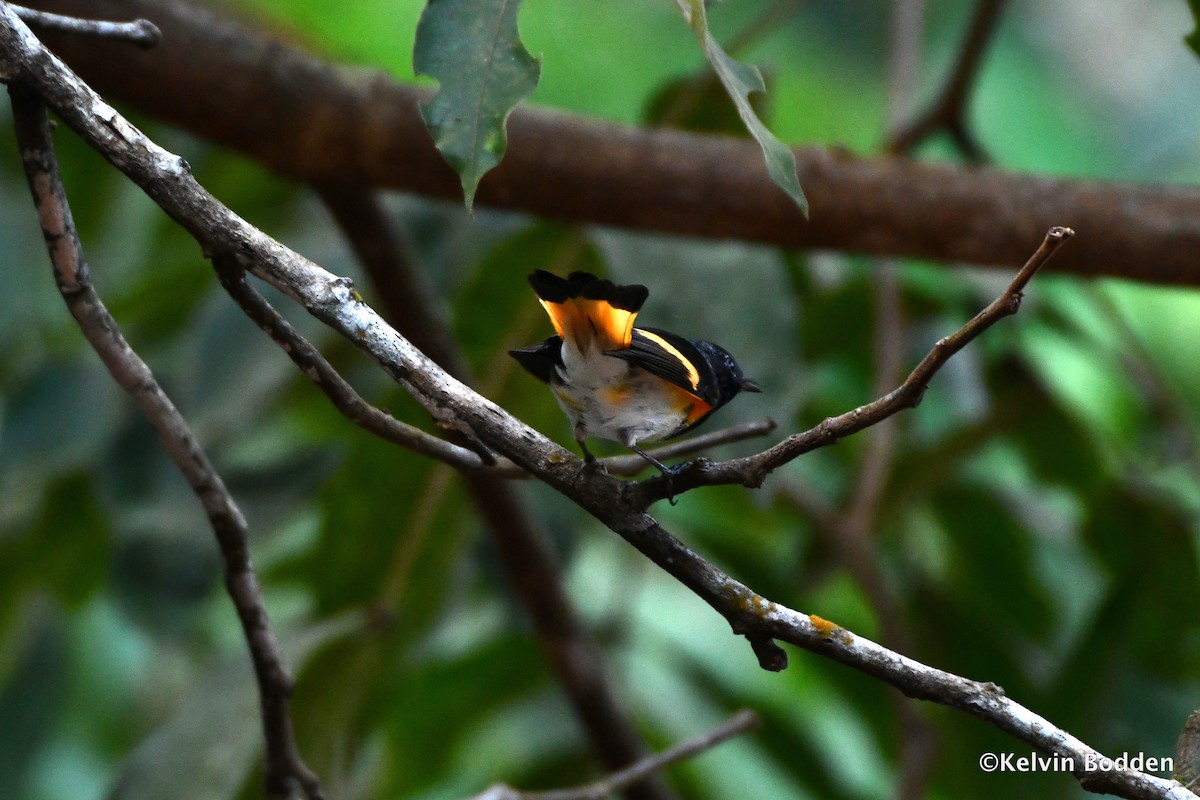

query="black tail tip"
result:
[527,270,648,312]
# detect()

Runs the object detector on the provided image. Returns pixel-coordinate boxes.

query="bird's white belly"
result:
[552,347,686,446]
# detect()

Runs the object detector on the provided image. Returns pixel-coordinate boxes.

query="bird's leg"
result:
[631,445,686,506]
[572,425,607,485]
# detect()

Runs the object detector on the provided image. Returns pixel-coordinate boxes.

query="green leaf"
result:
[414,0,541,211]
[674,0,809,217]
[643,71,768,135]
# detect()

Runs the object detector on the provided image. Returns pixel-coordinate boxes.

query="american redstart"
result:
[510,270,761,488]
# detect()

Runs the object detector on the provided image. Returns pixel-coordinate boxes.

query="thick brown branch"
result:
[19,0,1200,287]
[8,85,321,800]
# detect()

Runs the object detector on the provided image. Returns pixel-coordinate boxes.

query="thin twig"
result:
[635,226,1074,505]
[843,0,920,530]
[470,710,759,800]
[837,261,905,547]
[8,85,322,800]
[469,419,778,479]
[12,4,160,47]
[5,14,1191,797]
[886,0,1007,159]
[212,258,491,472]
[600,418,776,476]
[843,0,918,587]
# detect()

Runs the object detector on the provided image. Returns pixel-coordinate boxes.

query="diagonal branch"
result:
[8,84,322,800]
[570,508,1194,800]
[632,226,1073,506]
[2,12,1191,799]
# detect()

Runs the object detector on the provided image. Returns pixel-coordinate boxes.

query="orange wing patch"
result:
[539,297,639,355]
[663,381,713,427]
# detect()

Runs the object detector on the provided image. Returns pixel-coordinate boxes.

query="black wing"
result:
[606,327,718,404]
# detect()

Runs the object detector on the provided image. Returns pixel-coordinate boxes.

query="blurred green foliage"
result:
[2,2,1200,800]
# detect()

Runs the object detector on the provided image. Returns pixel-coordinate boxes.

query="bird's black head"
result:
[693,340,761,408]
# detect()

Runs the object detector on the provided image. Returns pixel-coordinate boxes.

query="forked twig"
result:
[214,259,491,471]
[886,0,1006,159]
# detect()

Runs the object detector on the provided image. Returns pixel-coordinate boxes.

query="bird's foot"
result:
[572,451,608,489]
[631,445,689,505]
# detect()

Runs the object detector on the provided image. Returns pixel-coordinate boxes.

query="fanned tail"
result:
[527,270,649,354]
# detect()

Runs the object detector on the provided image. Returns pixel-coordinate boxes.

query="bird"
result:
[509,270,760,493]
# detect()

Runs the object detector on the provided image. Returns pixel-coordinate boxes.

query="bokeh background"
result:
[2,1,1200,798]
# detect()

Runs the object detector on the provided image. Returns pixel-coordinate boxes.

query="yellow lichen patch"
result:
[734,593,777,618]
[749,595,776,615]
[809,614,839,640]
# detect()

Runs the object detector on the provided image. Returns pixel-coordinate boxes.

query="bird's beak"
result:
[741,378,763,393]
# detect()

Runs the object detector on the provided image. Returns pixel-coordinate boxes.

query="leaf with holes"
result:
[675,0,809,218]
[414,0,541,211]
